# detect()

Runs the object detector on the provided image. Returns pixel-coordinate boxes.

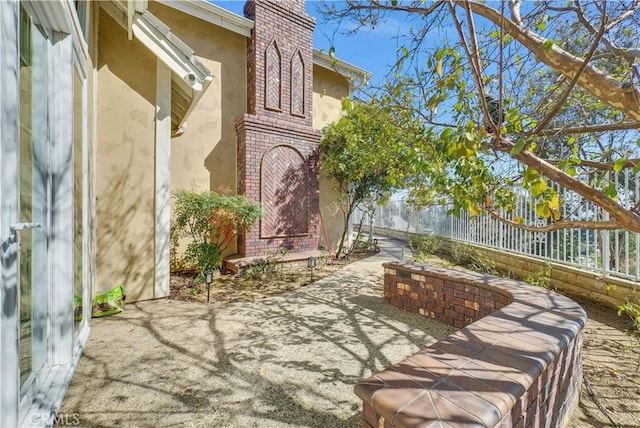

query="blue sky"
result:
[210,0,407,86]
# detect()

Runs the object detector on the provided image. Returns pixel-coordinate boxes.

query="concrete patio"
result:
[58,238,454,427]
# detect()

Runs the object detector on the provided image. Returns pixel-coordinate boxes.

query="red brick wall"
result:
[384,266,510,328]
[236,0,321,256]
[244,0,314,125]
[356,262,585,428]
[235,115,321,256]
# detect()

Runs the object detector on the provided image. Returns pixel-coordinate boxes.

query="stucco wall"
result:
[149,3,246,196]
[96,10,156,302]
[313,65,350,253]
[149,3,247,259]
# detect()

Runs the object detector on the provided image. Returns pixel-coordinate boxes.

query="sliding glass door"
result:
[18,2,50,405]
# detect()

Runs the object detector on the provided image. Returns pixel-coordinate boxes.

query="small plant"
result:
[188,287,200,296]
[524,263,552,289]
[244,248,287,281]
[409,235,442,256]
[449,243,497,274]
[618,294,640,372]
[172,190,262,280]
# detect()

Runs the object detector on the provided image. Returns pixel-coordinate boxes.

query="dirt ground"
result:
[567,297,640,428]
[170,252,640,427]
[170,252,373,304]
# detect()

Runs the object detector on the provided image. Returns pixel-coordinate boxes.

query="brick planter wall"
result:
[355,262,586,428]
[367,226,637,309]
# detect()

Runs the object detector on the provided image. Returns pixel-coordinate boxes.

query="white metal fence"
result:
[355,170,640,282]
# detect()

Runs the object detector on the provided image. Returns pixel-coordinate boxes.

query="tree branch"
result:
[532,11,607,134]
[545,158,640,171]
[520,121,640,136]
[485,208,623,232]
[462,1,640,121]
[491,136,640,231]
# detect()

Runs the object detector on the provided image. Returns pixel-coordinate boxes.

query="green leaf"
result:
[440,128,453,141]
[435,58,443,76]
[603,182,618,199]
[536,202,551,218]
[613,158,627,172]
[510,139,527,155]
[391,0,398,6]
[543,39,554,50]
[530,179,548,198]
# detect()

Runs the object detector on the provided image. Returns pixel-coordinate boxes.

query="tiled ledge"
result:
[354,262,587,428]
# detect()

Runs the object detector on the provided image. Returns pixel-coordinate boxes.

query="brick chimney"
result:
[235,0,322,256]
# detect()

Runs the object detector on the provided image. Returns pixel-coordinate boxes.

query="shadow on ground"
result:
[58,238,455,428]
[566,298,640,428]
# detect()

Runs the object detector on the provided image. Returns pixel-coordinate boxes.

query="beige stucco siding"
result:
[313,65,351,252]
[96,10,157,302]
[150,3,246,195]
[150,3,247,259]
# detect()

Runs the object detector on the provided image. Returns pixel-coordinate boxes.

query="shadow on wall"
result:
[96,147,156,301]
[98,9,156,107]
[262,146,310,240]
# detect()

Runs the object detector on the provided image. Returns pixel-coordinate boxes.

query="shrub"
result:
[618,295,640,372]
[409,235,442,256]
[449,242,497,274]
[524,263,552,289]
[244,248,287,281]
[172,190,261,278]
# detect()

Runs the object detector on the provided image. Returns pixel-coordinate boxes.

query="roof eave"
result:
[312,49,371,84]
[100,1,213,131]
[158,0,372,84]
[156,0,253,37]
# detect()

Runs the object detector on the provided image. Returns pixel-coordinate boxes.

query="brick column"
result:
[236,0,321,256]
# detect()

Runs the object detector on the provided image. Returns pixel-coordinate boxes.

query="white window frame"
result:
[0,0,91,426]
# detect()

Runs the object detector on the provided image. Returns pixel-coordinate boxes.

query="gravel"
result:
[58,238,455,428]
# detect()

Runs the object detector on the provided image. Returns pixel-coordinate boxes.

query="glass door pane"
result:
[19,5,49,395]
[73,69,84,334]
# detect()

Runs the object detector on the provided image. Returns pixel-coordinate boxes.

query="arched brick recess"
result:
[290,49,305,116]
[260,145,308,238]
[265,39,281,111]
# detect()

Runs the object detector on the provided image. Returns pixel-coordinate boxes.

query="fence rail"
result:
[355,172,640,282]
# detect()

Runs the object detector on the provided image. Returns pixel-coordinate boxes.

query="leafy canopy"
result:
[319,0,640,232]
[319,99,426,254]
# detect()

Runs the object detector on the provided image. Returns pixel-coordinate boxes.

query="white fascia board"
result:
[132,12,213,129]
[134,0,148,13]
[174,73,213,133]
[313,49,372,84]
[157,0,253,37]
[132,14,209,91]
[101,1,213,130]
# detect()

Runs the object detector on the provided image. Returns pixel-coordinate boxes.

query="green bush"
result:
[524,263,552,289]
[172,190,261,278]
[244,248,287,281]
[449,242,497,274]
[618,294,640,338]
[409,235,442,256]
[618,295,640,372]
